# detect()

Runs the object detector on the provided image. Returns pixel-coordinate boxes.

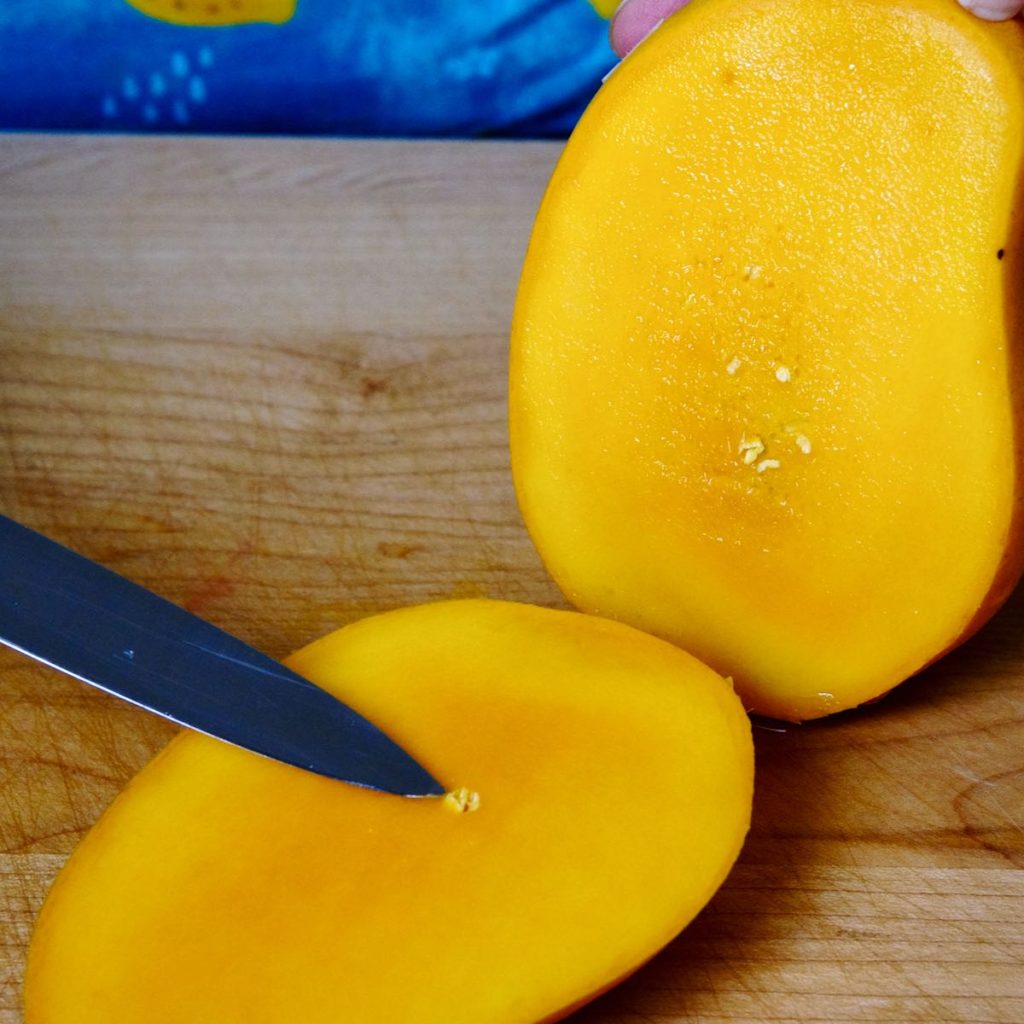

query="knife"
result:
[0,515,444,798]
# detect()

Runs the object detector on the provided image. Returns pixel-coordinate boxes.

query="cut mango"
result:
[24,600,752,1024]
[510,0,1024,721]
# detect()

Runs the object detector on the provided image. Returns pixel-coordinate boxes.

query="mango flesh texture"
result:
[24,600,752,1024]
[510,0,1024,722]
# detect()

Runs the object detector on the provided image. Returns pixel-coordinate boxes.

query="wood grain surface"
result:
[0,133,1022,1024]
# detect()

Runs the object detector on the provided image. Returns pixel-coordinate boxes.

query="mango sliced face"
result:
[25,600,752,1024]
[510,0,1024,721]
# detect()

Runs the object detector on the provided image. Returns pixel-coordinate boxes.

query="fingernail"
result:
[958,0,1021,21]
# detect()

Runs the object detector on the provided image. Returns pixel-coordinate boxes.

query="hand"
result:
[610,0,1024,58]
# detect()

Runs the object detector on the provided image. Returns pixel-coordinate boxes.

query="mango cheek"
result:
[510,0,1024,721]
[25,600,753,1024]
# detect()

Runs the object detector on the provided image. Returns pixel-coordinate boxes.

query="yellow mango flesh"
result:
[511,0,1024,721]
[25,600,752,1024]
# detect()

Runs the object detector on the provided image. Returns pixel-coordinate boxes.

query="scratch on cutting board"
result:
[952,766,1024,834]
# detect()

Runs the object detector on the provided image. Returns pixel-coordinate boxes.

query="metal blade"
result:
[0,515,444,797]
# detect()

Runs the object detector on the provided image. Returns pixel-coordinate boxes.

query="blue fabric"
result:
[0,0,615,137]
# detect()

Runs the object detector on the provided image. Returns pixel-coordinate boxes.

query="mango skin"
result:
[510,0,1024,721]
[24,600,752,1024]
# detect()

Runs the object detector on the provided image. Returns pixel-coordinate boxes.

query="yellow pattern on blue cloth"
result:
[124,0,295,26]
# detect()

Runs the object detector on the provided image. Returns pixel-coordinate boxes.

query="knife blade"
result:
[0,515,444,797]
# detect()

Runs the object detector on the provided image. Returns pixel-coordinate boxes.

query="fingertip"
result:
[610,0,692,58]
[957,0,1024,21]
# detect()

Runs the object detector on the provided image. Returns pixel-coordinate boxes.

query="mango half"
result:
[24,600,752,1024]
[510,0,1024,721]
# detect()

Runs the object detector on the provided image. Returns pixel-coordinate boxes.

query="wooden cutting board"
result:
[0,133,1021,1024]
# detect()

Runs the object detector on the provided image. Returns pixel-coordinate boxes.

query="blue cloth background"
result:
[0,0,615,137]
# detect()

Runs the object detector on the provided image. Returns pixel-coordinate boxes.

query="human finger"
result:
[609,0,692,58]
[957,0,1024,19]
